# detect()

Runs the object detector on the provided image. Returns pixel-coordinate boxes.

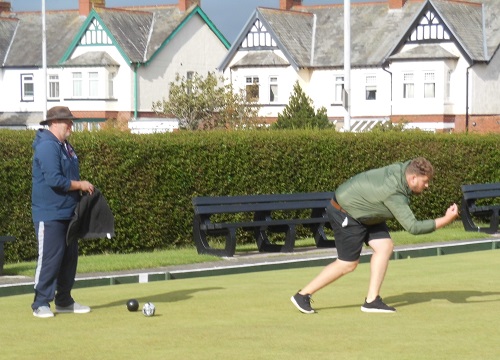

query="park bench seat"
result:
[460,183,500,234]
[192,192,336,257]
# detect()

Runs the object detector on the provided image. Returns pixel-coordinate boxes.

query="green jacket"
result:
[335,161,436,235]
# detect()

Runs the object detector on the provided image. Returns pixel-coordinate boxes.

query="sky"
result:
[8,0,382,43]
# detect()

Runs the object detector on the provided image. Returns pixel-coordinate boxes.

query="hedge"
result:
[0,129,499,263]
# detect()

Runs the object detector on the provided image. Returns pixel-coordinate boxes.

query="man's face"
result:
[408,174,430,195]
[50,119,73,140]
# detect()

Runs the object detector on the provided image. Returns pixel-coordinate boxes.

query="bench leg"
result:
[193,217,236,257]
[313,225,336,248]
[0,242,5,275]
[281,225,296,253]
[255,228,282,252]
[460,201,479,232]
[254,225,296,253]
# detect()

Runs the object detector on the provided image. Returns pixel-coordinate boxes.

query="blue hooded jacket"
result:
[31,129,81,222]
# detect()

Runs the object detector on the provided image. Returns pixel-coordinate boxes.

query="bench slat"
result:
[192,192,334,206]
[195,200,330,215]
[201,217,328,231]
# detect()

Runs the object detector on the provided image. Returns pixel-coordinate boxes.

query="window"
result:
[186,71,194,95]
[269,76,278,103]
[334,76,344,103]
[246,76,259,102]
[72,72,82,97]
[48,74,59,99]
[108,72,115,98]
[424,71,435,98]
[89,72,99,97]
[446,70,451,100]
[365,75,376,100]
[21,74,34,101]
[403,72,414,99]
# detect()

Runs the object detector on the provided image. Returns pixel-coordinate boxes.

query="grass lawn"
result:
[1,250,499,359]
[3,221,493,277]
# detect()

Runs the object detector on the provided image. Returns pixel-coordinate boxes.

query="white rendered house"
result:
[219,0,500,133]
[0,0,229,132]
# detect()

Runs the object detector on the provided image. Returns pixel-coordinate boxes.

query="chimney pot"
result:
[388,0,407,9]
[280,0,302,11]
[79,0,106,16]
[0,1,11,14]
[179,0,199,12]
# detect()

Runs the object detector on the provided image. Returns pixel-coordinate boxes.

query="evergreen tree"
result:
[272,81,333,130]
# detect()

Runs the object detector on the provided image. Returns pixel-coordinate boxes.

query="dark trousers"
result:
[32,220,78,310]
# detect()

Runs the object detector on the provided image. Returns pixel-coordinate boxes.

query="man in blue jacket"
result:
[31,106,94,318]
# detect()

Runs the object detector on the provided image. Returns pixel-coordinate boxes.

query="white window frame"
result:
[48,74,60,99]
[269,76,278,103]
[334,75,344,103]
[89,71,99,97]
[446,70,451,101]
[21,74,34,101]
[72,72,83,97]
[424,71,435,98]
[403,72,414,99]
[108,72,115,98]
[365,74,377,100]
[245,76,259,102]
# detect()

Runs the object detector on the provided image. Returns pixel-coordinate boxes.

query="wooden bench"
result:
[0,236,15,275]
[460,183,500,234]
[192,192,336,257]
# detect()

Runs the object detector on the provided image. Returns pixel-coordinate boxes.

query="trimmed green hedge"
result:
[1,129,499,262]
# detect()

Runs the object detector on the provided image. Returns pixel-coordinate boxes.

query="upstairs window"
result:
[21,74,34,102]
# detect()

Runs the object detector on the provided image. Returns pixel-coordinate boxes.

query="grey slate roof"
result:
[95,6,193,63]
[0,4,218,67]
[62,51,120,67]
[389,44,459,61]
[233,51,289,68]
[221,0,500,70]
[1,11,85,67]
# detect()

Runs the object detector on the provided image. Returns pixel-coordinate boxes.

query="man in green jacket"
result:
[291,157,459,314]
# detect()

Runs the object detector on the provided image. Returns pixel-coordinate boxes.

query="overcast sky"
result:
[9,0,383,43]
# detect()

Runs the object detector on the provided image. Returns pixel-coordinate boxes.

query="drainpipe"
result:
[465,64,473,134]
[382,64,392,124]
[134,63,141,119]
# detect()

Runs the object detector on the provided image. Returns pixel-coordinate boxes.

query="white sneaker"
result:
[56,302,91,314]
[33,306,54,318]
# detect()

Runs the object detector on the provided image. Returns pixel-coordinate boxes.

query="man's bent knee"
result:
[335,259,359,274]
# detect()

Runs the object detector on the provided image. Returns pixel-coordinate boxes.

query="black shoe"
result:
[361,296,396,313]
[291,292,315,314]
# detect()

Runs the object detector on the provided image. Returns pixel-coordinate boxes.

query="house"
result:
[0,0,230,132]
[219,0,500,133]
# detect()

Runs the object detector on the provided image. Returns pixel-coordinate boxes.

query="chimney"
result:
[0,1,11,14]
[280,0,302,11]
[79,0,106,16]
[388,0,407,9]
[179,0,199,12]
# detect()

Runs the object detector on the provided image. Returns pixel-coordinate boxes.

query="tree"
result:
[152,72,261,130]
[271,81,333,130]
